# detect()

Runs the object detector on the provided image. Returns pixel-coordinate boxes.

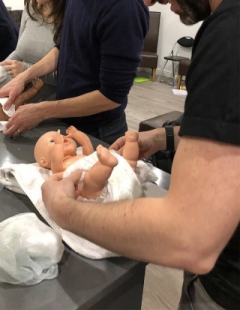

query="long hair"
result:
[26,0,66,44]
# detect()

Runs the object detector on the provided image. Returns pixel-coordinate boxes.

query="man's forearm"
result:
[59,196,207,274]
[21,47,59,85]
[39,90,119,120]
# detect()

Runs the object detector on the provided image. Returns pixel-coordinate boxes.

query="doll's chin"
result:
[64,147,76,157]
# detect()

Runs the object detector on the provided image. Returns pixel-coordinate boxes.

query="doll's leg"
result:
[13,77,44,110]
[122,131,139,171]
[0,104,8,121]
[80,144,118,199]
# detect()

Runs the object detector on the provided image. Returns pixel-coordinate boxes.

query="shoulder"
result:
[96,0,149,33]
[95,0,149,19]
[193,1,239,55]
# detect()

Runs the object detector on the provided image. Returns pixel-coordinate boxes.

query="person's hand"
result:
[54,129,64,145]
[66,125,78,138]
[2,60,24,78]
[109,136,125,155]
[42,170,83,228]
[3,103,45,137]
[109,130,161,159]
[0,75,25,111]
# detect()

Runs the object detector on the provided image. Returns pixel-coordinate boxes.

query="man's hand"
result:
[2,60,24,78]
[42,170,83,228]
[66,125,78,139]
[3,103,45,137]
[109,130,162,159]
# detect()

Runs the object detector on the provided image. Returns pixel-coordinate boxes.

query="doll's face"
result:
[34,131,77,169]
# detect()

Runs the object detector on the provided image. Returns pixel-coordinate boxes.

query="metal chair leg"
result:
[158,59,168,82]
[172,61,175,78]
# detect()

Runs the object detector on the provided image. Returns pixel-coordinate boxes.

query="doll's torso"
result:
[62,154,86,171]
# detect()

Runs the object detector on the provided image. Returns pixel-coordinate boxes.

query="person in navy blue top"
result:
[0,0,19,61]
[0,0,149,144]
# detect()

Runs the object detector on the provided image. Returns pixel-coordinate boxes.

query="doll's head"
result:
[34,131,77,169]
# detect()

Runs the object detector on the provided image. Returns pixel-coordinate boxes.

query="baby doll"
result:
[34,126,139,200]
[0,77,43,121]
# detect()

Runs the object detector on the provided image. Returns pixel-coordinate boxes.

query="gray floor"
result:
[126,77,186,310]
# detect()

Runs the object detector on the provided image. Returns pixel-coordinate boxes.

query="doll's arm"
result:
[51,130,65,173]
[12,77,44,110]
[66,126,94,155]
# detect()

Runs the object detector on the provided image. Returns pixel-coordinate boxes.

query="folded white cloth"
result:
[0,97,15,132]
[0,121,7,131]
[0,97,15,117]
[0,148,157,259]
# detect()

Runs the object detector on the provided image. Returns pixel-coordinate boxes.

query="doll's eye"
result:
[50,139,54,143]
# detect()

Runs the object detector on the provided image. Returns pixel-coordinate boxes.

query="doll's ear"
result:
[40,157,49,168]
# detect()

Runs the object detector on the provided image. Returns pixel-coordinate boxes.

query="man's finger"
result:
[109,138,125,151]
[0,88,9,98]
[47,172,64,182]
[66,170,83,184]
[3,123,18,137]
[3,92,15,111]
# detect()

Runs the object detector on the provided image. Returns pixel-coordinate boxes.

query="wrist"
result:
[164,125,174,151]
[153,128,167,151]
[38,101,58,121]
[62,198,81,232]
[56,197,75,229]
[21,67,36,84]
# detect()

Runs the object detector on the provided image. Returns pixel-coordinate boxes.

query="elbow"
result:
[182,250,218,275]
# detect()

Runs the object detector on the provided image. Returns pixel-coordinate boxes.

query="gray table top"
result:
[0,120,169,310]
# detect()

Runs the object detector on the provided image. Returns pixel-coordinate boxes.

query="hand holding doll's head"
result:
[34,130,77,169]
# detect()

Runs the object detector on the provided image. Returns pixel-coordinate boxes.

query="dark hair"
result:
[26,0,66,44]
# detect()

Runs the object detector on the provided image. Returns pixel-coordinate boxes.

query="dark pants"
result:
[178,272,224,310]
[89,112,128,145]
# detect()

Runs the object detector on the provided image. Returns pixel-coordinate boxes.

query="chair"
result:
[177,59,191,89]
[139,11,161,82]
[8,10,23,27]
[158,36,194,83]
[138,111,183,132]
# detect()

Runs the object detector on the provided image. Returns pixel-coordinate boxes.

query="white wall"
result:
[4,0,201,73]
[150,3,202,73]
[3,0,24,10]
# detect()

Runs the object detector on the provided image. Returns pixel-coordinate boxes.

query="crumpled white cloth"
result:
[0,147,157,259]
[0,97,15,131]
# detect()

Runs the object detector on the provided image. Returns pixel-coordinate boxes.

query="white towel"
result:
[0,97,15,131]
[0,121,7,131]
[0,148,157,259]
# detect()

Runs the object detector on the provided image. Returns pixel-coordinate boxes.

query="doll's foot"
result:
[32,77,44,92]
[123,131,139,171]
[0,104,9,121]
[96,145,118,168]
[125,130,139,142]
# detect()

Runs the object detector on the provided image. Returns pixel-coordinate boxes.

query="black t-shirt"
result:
[179,0,240,309]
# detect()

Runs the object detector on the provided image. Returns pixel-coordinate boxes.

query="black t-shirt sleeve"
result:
[179,7,240,145]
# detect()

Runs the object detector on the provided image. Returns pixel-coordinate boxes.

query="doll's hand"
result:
[66,126,78,138]
[54,130,64,145]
